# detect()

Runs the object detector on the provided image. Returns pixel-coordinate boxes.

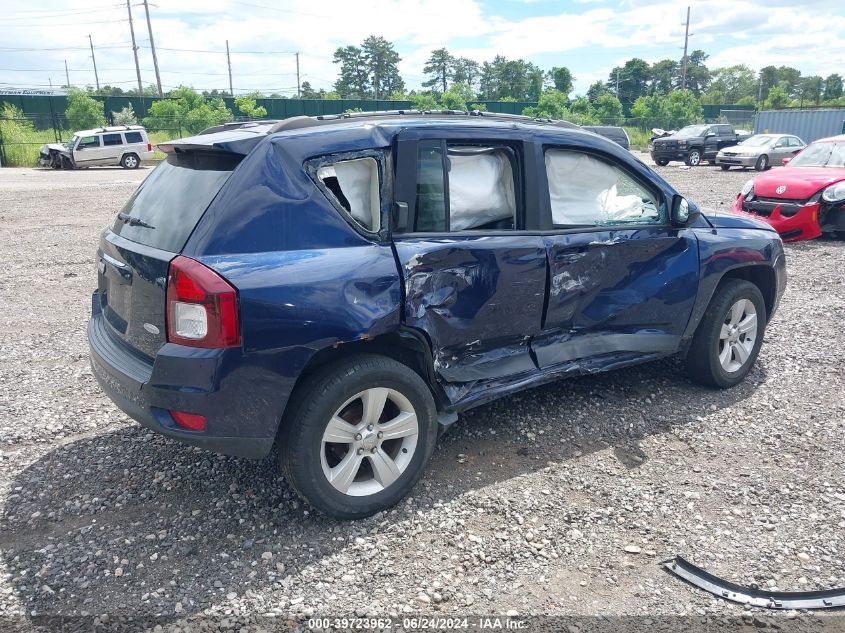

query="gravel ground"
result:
[0,160,843,632]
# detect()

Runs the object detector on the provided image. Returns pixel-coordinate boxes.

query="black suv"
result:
[652,124,752,166]
[89,111,786,519]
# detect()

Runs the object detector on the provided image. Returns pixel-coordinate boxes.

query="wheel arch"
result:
[289,327,450,413]
[681,262,779,355]
[719,264,777,323]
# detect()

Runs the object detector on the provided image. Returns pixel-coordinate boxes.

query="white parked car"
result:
[39,125,154,169]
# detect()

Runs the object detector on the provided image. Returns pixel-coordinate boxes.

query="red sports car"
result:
[732,134,845,241]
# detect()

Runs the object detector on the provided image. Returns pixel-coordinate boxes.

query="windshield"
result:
[789,142,845,168]
[675,125,707,138]
[112,151,242,252]
[740,135,775,147]
[66,135,78,150]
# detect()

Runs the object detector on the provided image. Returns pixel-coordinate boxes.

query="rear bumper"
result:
[732,195,822,242]
[88,296,279,459]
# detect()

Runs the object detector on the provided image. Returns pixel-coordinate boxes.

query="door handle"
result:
[393,201,409,232]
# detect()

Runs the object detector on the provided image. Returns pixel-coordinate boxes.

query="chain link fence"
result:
[0,113,186,167]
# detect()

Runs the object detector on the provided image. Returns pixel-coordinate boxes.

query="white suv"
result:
[39,125,154,169]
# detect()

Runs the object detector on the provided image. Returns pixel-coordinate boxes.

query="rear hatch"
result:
[97,150,242,358]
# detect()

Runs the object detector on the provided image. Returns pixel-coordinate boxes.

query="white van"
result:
[39,125,154,169]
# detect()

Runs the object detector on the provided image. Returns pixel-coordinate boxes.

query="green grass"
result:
[624,127,651,152]
[148,130,183,160]
[0,122,62,167]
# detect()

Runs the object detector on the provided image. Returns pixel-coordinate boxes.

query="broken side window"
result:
[413,141,518,232]
[544,149,662,227]
[317,157,381,232]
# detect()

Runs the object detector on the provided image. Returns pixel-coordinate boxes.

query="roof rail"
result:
[198,119,281,136]
[265,109,580,133]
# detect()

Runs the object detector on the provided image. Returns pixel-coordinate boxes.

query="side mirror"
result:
[671,195,699,226]
[782,157,792,166]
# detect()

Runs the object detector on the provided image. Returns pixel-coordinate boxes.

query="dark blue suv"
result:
[89,112,786,519]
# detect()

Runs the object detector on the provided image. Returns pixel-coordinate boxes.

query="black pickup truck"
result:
[651,123,752,167]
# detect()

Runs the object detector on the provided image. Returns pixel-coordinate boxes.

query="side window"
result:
[544,149,662,227]
[124,131,144,144]
[718,125,733,135]
[412,140,518,232]
[77,135,100,149]
[316,157,381,232]
[789,137,803,147]
[102,133,123,146]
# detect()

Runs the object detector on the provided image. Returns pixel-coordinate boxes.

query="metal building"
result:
[754,109,845,143]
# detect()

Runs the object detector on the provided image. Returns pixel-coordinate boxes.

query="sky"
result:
[1,0,844,97]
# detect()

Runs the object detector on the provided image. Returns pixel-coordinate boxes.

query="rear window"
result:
[125,131,143,143]
[112,151,241,252]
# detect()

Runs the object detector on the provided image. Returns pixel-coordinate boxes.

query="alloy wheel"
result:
[718,299,758,373]
[320,388,419,497]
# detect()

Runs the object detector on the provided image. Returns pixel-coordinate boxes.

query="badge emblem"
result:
[775,185,787,194]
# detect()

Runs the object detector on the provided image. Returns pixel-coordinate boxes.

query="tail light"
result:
[166,255,240,348]
[147,143,152,152]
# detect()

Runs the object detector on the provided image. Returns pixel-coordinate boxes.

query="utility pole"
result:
[296,52,301,98]
[127,0,143,94]
[143,0,163,97]
[226,40,233,96]
[88,35,100,92]
[757,74,763,103]
[616,68,620,96]
[680,5,690,91]
[64,60,70,87]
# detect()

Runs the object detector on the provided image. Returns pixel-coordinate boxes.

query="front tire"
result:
[687,279,766,389]
[121,153,140,169]
[685,149,702,166]
[755,154,769,171]
[720,164,730,171]
[279,355,439,520]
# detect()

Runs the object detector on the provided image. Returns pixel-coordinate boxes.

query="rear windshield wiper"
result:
[117,212,155,229]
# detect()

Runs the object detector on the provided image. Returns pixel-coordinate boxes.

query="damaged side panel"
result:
[533,228,699,368]
[393,236,547,391]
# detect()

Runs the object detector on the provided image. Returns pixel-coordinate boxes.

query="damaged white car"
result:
[39,125,154,169]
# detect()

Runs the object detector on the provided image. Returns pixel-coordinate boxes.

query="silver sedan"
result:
[715,134,805,171]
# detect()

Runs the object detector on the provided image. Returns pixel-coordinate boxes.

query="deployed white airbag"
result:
[545,150,652,225]
[318,157,380,231]
[448,149,515,230]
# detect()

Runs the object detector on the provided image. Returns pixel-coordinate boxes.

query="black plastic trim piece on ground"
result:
[664,555,845,610]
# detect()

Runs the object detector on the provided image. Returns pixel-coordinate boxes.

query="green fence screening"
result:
[0,94,539,128]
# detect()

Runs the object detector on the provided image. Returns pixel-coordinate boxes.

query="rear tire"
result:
[121,153,140,169]
[278,355,439,520]
[755,154,769,171]
[687,279,766,389]
[655,158,669,166]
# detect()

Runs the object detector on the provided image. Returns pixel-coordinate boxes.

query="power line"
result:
[0,44,130,51]
[2,4,122,16]
[0,18,128,27]
[140,45,298,54]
